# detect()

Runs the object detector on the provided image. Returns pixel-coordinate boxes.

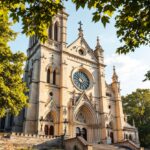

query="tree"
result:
[0,6,28,117]
[1,0,149,78]
[1,0,150,54]
[122,89,150,147]
[0,0,149,116]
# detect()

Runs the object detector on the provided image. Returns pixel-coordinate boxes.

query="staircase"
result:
[33,136,64,150]
[93,144,129,150]
[64,137,140,150]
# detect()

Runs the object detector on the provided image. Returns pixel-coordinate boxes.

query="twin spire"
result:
[78,21,118,83]
[78,21,102,50]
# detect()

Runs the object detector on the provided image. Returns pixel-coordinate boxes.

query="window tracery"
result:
[77,112,86,123]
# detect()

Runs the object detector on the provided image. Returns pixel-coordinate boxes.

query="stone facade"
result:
[0,9,139,146]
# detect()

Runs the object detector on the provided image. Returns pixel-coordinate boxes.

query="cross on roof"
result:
[78,21,83,29]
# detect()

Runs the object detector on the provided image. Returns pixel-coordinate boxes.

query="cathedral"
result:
[0,10,139,145]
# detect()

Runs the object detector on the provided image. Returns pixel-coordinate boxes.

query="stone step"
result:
[93,144,127,150]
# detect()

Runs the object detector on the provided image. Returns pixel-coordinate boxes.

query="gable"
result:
[66,37,98,63]
[74,91,94,111]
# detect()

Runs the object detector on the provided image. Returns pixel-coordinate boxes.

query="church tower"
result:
[23,9,68,135]
[111,67,124,142]
[94,37,108,143]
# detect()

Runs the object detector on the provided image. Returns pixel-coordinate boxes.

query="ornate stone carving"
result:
[76,112,86,123]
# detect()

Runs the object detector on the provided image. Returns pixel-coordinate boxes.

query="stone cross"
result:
[78,21,83,30]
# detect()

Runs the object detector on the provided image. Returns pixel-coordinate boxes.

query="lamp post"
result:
[63,118,68,136]
[61,118,69,148]
[39,116,44,135]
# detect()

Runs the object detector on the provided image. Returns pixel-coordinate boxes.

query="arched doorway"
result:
[50,125,54,136]
[76,127,81,136]
[0,117,6,131]
[75,102,97,142]
[129,134,132,141]
[110,132,114,143]
[44,125,49,135]
[82,128,87,140]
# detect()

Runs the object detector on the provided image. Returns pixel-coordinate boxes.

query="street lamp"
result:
[63,118,68,136]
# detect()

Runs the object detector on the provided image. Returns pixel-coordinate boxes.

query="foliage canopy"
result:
[0,6,28,117]
[1,0,150,54]
[122,89,150,147]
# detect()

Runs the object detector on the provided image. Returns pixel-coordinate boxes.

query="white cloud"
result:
[105,54,150,95]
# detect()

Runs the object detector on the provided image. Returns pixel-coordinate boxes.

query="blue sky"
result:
[9,1,150,95]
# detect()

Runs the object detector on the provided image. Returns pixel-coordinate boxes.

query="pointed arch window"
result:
[44,125,49,135]
[50,125,54,136]
[48,25,52,39]
[53,70,56,85]
[47,68,50,83]
[54,22,58,41]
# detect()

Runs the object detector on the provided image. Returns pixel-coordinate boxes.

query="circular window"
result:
[79,49,84,55]
[73,72,90,90]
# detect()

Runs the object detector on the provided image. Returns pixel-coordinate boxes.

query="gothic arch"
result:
[45,64,59,73]
[74,101,98,125]
[48,23,53,39]
[45,64,53,72]
[43,109,59,124]
[46,65,53,83]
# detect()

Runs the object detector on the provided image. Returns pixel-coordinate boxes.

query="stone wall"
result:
[0,132,62,150]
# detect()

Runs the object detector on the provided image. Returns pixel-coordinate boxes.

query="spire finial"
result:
[78,21,83,37]
[113,66,116,73]
[95,36,103,51]
[78,21,83,30]
[112,66,118,82]
[97,36,100,46]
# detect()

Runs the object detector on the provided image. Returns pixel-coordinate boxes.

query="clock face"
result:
[73,72,90,90]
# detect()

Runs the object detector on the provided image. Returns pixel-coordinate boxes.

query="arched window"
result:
[49,125,54,136]
[47,68,50,83]
[0,117,6,130]
[9,115,13,127]
[129,134,132,141]
[53,70,56,85]
[48,25,52,39]
[110,132,114,143]
[76,127,81,137]
[54,22,58,41]
[82,128,87,140]
[44,125,49,135]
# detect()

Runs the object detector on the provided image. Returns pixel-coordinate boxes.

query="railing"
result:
[3,132,58,139]
[115,139,141,150]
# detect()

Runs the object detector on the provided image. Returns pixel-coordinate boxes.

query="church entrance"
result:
[43,112,56,136]
[76,127,81,136]
[44,125,54,136]
[110,132,114,143]
[50,125,54,136]
[75,127,87,140]
[44,125,49,135]
[82,128,87,140]
[0,117,6,131]
[75,102,97,142]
